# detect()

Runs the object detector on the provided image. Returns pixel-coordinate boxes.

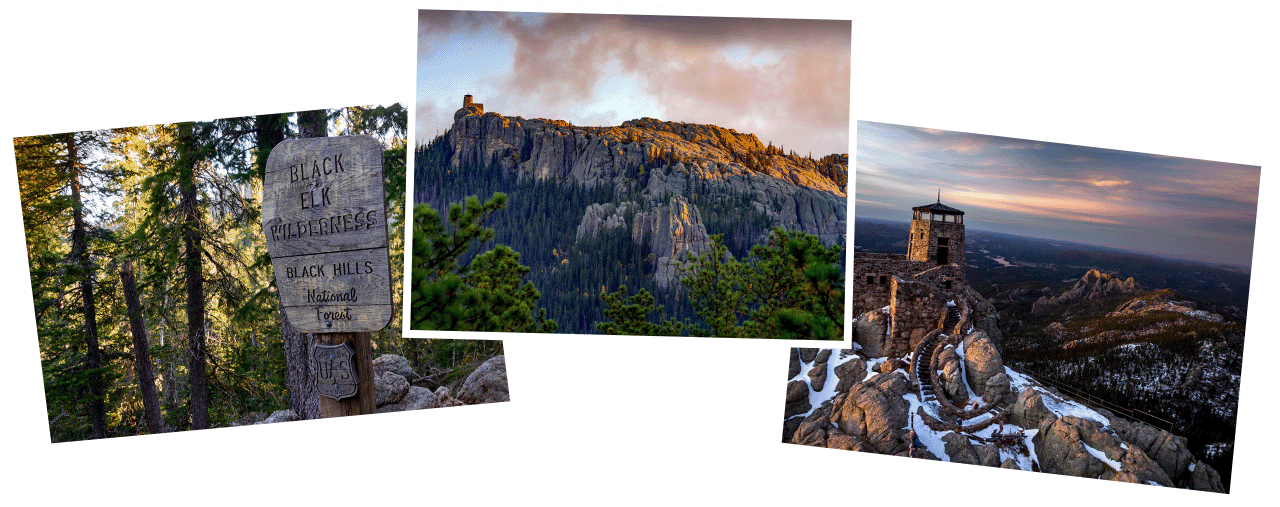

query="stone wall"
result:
[907,219,965,266]
[888,278,948,358]
[852,253,962,316]
[852,253,928,315]
[909,263,965,294]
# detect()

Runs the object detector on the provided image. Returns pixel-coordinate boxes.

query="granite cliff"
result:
[414,101,848,333]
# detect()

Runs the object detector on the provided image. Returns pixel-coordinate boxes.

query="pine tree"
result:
[410,194,556,333]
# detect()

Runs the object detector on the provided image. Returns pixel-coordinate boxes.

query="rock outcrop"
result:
[961,331,1008,400]
[378,386,442,413]
[457,355,510,404]
[787,346,1226,493]
[1108,416,1225,492]
[1109,290,1224,322]
[446,107,847,248]
[1032,269,1141,315]
[372,354,417,379]
[853,309,890,357]
[806,371,911,455]
[632,195,713,288]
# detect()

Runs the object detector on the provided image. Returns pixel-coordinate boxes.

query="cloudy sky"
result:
[416,10,850,157]
[857,121,1260,268]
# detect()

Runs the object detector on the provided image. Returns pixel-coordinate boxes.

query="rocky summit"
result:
[415,99,849,333]
[445,105,847,248]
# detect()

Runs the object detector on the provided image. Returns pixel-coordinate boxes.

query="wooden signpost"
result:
[263,136,390,417]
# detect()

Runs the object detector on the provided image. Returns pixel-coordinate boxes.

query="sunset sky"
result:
[416,10,851,158]
[856,121,1261,268]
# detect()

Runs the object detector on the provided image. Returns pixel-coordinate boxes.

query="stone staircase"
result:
[912,331,945,403]
[943,305,961,334]
[912,299,1015,433]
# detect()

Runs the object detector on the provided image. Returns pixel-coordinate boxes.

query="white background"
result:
[0,1,1273,505]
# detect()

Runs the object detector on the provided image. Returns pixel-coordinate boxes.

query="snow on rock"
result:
[786,344,1224,492]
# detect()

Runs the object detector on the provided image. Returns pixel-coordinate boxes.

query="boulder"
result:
[830,372,911,455]
[1189,461,1225,493]
[833,357,868,393]
[1007,387,1054,429]
[255,409,299,425]
[784,380,811,419]
[983,373,1013,403]
[376,386,441,413]
[1000,458,1020,469]
[788,348,802,379]
[961,332,1005,399]
[825,428,870,452]
[792,406,832,447]
[935,345,969,402]
[374,371,410,407]
[942,432,980,465]
[782,415,804,443]
[435,386,465,407]
[973,443,1002,467]
[457,355,510,404]
[1109,446,1173,486]
[798,348,818,363]
[808,359,829,391]
[854,310,890,357]
[372,354,417,380]
[1033,416,1127,479]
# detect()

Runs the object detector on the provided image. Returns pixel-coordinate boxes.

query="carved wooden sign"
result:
[263,136,392,333]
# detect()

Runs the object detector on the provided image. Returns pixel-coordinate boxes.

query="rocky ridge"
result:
[445,106,847,285]
[1032,269,1140,315]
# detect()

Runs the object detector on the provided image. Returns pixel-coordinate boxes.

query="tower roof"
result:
[912,202,964,215]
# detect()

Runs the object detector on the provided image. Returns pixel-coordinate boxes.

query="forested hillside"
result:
[412,106,849,338]
[15,105,502,441]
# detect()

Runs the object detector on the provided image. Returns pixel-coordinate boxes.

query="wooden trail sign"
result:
[264,135,388,417]
[263,136,392,333]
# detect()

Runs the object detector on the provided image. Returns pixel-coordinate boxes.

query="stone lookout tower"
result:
[455,94,486,122]
[908,197,965,268]
[463,94,483,114]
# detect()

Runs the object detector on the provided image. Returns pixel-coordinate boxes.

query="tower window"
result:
[880,275,888,285]
[938,237,949,246]
[866,275,874,285]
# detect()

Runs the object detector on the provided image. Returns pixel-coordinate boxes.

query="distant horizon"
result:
[852,215,1251,272]
[856,121,1260,268]
[417,11,851,157]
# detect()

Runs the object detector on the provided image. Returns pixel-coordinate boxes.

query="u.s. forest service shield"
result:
[311,343,359,400]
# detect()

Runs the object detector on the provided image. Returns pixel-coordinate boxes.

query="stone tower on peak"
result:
[454,94,486,122]
[907,199,965,267]
[463,94,484,114]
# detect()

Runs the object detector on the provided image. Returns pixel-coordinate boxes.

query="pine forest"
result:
[15,105,504,442]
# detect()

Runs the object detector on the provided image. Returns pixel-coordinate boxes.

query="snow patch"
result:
[989,256,1013,267]
[1083,443,1121,471]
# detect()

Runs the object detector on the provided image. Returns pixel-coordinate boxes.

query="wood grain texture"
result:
[263,136,392,333]
[315,332,375,417]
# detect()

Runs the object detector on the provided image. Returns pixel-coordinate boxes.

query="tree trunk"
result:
[281,310,319,420]
[67,135,107,439]
[298,109,327,139]
[178,122,209,430]
[121,260,164,434]
[281,110,326,420]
